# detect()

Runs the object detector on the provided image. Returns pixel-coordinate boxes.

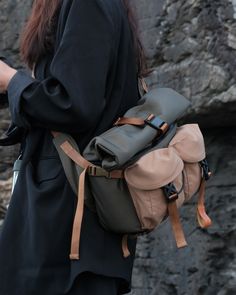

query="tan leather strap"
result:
[52,135,92,260]
[197,179,212,228]
[51,131,125,260]
[114,115,169,136]
[59,140,91,260]
[110,170,124,179]
[60,140,92,169]
[114,117,145,126]
[122,235,131,258]
[168,201,188,248]
[70,167,88,259]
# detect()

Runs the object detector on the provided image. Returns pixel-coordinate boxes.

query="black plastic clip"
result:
[199,158,212,181]
[163,183,179,202]
[145,114,169,134]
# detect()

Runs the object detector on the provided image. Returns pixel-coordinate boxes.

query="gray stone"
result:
[133,0,236,123]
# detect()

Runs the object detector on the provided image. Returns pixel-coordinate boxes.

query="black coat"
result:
[0,0,140,294]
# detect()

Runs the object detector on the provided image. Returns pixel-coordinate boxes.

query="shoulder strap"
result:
[51,132,90,259]
[51,131,124,260]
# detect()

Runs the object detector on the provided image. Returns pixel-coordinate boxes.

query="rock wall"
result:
[0,0,32,66]
[134,0,236,128]
[0,0,235,294]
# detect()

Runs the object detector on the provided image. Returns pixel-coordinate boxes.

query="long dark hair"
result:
[20,0,149,77]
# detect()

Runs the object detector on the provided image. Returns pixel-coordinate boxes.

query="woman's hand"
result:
[0,60,17,94]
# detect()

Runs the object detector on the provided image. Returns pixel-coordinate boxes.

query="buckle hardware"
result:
[163,183,179,202]
[144,114,168,134]
[88,166,97,176]
[199,159,212,181]
[88,166,111,178]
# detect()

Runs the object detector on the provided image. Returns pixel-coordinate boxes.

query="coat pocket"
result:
[31,157,63,184]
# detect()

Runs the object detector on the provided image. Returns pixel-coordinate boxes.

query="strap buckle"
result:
[163,183,179,202]
[88,166,111,178]
[145,114,169,134]
[199,159,212,181]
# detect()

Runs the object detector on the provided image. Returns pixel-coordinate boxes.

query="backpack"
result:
[51,81,212,260]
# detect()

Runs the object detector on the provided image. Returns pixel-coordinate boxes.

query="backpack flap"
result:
[124,147,185,233]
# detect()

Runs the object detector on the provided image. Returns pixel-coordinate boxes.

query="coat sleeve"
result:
[7,0,114,133]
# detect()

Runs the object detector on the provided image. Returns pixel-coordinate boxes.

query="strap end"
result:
[176,240,188,249]
[122,235,131,258]
[69,253,80,260]
[197,206,212,228]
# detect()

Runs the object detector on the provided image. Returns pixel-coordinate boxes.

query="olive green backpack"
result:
[52,82,212,260]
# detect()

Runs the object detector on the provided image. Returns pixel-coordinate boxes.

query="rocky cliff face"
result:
[134,0,236,129]
[0,0,235,294]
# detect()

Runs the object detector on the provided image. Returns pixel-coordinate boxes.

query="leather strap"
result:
[51,131,125,260]
[114,115,169,136]
[197,179,212,228]
[59,140,91,259]
[51,133,92,259]
[114,117,145,126]
[69,167,88,259]
[168,201,188,248]
[122,234,131,258]
[60,140,91,169]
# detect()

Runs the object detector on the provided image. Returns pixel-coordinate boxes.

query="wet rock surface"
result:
[0,0,236,294]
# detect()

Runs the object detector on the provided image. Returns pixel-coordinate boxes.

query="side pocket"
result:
[183,163,202,201]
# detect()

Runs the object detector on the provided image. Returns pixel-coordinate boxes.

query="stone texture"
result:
[0,0,32,66]
[133,0,236,127]
[0,0,236,294]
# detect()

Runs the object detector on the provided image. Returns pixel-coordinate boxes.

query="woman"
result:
[0,0,148,294]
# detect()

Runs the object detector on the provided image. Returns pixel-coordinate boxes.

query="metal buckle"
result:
[144,114,168,134]
[163,183,179,202]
